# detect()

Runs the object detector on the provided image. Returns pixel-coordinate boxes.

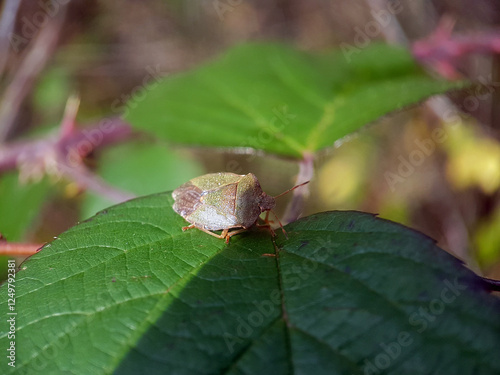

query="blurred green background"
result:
[1,0,499,281]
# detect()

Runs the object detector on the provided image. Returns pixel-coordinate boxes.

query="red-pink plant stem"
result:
[0,118,132,172]
[0,118,135,203]
[0,242,44,256]
[413,32,500,62]
[282,152,314,224]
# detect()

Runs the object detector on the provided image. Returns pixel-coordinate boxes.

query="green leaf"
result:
[81,141,203,218]
[1,193,498,374]
[0,173,51,241]
[125,43,465,158]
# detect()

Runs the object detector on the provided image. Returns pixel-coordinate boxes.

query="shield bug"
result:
[172,172,309,243]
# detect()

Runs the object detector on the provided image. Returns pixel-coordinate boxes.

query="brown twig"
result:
[0,0,22,76]
[0,7,66,141]
[363,0,409,45]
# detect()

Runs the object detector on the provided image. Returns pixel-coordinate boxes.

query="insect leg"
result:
[256,221,275,237]
[182,224,248,244]
[225,228,247,243]
[181,224,228,241]
[270,209,288,239]
[182,224,196,231]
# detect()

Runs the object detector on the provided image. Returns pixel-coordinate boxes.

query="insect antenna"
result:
[268,180,310,238]
[273,180,310,199]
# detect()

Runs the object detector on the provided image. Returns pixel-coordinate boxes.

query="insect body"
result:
[172,172,307,243]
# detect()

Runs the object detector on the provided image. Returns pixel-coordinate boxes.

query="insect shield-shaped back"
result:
[172,172,276,242]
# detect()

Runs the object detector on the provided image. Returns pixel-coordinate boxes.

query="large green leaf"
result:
[125,43,465,158]
[1,193,498,374]
[81,141,202,218]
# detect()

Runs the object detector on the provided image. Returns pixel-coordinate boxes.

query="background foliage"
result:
[1,1,499,276]
[1,0,500,374]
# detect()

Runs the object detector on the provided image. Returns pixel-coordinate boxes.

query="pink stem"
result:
[0,242,44,256]
[282,152,314,224]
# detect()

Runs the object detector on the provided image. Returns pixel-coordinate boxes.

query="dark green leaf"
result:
[125,43,465,158]
[1,194,498,374]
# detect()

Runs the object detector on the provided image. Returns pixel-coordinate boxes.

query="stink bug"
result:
[172,172,308,243]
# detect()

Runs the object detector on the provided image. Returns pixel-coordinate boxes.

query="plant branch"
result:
[0,7,66,141]
[0,242,43,256]
[0,117,135,202]
[0,117,132,171]
[412,16,500,79]
[0,0,21,76]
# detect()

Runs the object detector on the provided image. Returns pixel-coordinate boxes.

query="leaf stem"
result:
[282,152,314,224]
[0,242,43,256]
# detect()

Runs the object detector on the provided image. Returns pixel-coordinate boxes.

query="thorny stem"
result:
[0,118,132,170]
[364,2,500,78]
[413,16,500,79]
[282,152,314,224]
[59,94,81,141]
[0,117,135,202]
